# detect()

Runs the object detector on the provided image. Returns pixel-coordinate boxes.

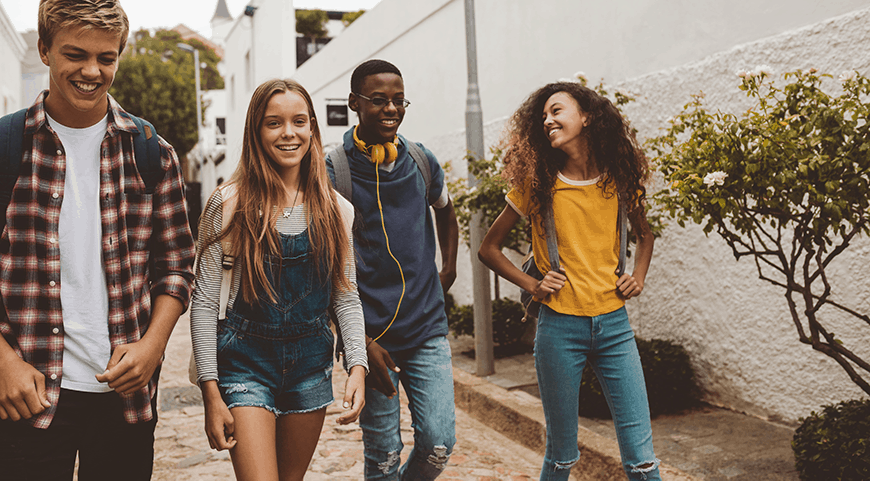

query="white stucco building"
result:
[20,30,48,109]
[0,1,25,115]
[215,0,870,424]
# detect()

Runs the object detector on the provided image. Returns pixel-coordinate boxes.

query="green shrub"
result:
[579,338,699,419]
[792,399,870,480]
[445,295,529,347]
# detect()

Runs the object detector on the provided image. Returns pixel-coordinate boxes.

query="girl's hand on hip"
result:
[616,273,644,299]
[338,365,366,425]
[532,268,567,300]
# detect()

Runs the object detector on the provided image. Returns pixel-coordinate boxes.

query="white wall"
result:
[20,30,48,108]
[0,2,25,115]
[424,6,870,424]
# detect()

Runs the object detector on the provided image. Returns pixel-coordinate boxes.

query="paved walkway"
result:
[152,313,544,480]
[449,336,800,481]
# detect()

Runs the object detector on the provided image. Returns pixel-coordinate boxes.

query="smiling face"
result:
[349,72,405,145]
[39,25,121,128]
[543,91,589,152]
[259,90,313,182]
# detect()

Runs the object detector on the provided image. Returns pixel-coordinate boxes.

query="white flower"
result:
[839,70,857,82]
[753,64,774,77]
[703,171,728,187]
[574,71,588,82]
[736,70,749,78]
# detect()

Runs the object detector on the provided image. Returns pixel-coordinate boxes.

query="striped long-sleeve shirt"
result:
[190,188,367,383]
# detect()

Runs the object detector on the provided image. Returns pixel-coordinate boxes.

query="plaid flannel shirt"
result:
[0,92,195,429]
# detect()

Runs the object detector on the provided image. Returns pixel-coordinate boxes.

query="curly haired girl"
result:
[479,81,660,481]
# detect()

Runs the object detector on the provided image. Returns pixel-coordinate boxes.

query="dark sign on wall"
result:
[326,104,349,126]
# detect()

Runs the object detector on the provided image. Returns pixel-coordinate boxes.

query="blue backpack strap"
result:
[405,140,431,201]
[0,108,29,234]
[128,115,164,194]
[328,146,353,201]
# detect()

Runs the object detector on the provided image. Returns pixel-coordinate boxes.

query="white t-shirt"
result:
[47,113,112,393]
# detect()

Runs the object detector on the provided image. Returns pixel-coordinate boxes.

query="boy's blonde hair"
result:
[38,0,130,53]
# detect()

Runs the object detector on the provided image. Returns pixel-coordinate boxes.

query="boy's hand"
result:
[337,365,366,425]
[95,337,163,395]
[616,273,644,299]
[366,338,400,398]
[201,381,236,451]
[439,267,457,296]
[0,354,51,421]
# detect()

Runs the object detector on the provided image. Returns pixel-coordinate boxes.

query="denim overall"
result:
[216,229,335,415]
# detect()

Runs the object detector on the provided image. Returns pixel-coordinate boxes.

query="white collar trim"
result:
[557,172,600,186]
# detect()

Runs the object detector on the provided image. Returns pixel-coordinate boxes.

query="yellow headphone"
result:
[353,125,405,345]
[353,125,399,165]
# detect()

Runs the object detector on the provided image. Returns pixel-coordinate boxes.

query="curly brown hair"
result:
[502,82,648,223]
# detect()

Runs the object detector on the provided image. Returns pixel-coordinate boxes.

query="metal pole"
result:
[464,0,494,376]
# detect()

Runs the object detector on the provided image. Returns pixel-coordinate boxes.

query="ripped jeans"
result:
[535,305,661,481]
[360,335,456,480]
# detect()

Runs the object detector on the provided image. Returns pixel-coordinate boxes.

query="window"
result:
[215,118,226,145]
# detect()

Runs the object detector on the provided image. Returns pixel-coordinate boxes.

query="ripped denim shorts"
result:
[216,310,335,415]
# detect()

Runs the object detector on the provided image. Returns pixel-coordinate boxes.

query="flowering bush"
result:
[649,67,870,394]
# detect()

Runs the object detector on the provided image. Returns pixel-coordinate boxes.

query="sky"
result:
[2,0,381,38]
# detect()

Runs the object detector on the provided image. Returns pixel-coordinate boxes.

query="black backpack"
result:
[0,108,165,234]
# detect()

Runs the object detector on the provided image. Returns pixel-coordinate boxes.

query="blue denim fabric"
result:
[535,305,661,481]
[360,335,456,480]
[217,230,335,415]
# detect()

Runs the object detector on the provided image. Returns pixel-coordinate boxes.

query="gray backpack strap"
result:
[405,141,431,201]
[329,147,353,201]
[543,203,560,272]
[616,199,628,277]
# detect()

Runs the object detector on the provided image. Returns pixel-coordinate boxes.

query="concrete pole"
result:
[464,0,494,376]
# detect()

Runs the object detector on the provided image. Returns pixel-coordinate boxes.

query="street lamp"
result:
[177,42,202,145]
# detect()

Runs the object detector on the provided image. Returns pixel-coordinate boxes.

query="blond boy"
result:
[0,1,195,479]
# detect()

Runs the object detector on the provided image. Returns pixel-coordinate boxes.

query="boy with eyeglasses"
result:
[326,59,459,480]
[0,1,195,479]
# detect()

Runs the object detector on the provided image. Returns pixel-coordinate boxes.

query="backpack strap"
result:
[128,115,164,194]
[405,140,432,202]
[616,200,628,277]
[542,203,560,272]
[328,147,353,201]
[217,184,237,320]
[0,109,29,235]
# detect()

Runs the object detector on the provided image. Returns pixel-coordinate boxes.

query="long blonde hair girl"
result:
[201,78,350,304]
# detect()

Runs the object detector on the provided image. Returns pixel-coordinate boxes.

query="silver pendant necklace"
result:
[282,182,301,219]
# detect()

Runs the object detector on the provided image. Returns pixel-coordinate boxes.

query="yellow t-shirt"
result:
[506,173,624,317]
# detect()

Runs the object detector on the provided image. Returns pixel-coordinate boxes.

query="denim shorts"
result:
[216,312,335,415]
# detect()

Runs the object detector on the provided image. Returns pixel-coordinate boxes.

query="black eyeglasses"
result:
[354,93,411,109]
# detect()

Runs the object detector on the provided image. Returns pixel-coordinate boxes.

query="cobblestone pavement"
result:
[152,314,543,480]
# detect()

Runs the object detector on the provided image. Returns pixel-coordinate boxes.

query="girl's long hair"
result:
[200,78,350,305]
[502,82,648,222]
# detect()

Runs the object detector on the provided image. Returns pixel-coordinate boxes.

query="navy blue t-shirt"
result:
[325,128,448,352]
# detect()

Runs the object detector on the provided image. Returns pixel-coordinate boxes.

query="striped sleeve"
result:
[189,189,226,383]
[332,195,368,373]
